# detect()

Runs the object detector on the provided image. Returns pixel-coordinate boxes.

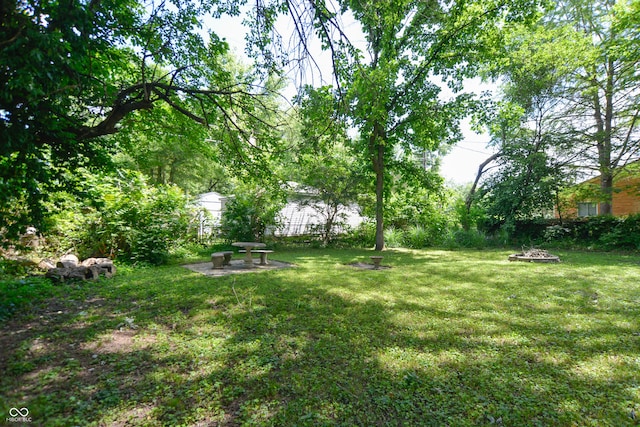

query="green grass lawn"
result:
[1,249,639,426]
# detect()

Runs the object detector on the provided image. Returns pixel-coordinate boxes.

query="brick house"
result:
[557,163,640,218]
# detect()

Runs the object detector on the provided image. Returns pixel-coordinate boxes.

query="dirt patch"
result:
[182,259,295,277]
[82,329,156,354]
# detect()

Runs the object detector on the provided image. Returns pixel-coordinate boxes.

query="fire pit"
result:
[508,248,560,263]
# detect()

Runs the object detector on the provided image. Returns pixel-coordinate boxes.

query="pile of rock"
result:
[523,248,553,258]
[44,254,116,282]
[508,248,560,263]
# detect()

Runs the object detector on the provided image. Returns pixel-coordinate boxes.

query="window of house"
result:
[577,202,598,217]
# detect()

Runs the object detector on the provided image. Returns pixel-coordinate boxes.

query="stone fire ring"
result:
[508,254,560,263]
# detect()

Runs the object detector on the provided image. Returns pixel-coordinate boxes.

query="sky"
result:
[440,120,495,186]
[203,9,499,185]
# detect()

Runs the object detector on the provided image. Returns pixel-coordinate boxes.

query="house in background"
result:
[557,163,640,218]
[195,192,228,237]
[272,200,364,237]
[195,188,364,239]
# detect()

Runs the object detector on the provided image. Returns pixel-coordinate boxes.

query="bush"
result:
[597,214,640,250]
[543,224,571,242]
[384,227,404,248]
[341,221,375,248]
[446,229,488,249]
[45,170,195,265]
[403,225,430,248]
[504,215,640,251]
[221,190,283,243]
[511,219,552,244]
[122,186,193,264]
[573,216,621,241]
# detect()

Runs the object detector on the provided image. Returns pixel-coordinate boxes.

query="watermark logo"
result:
[6,407,32,423]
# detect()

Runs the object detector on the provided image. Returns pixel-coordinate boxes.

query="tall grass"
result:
[403,225,431,248]
[383,227,404,248]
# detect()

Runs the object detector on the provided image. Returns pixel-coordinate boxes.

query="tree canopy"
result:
[3,0,639,250]
[252,0,545,249]
[1,0,281,238]
[475,0,640,221]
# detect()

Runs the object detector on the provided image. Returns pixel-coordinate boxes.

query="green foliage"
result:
[342,221,376,248]
[504,215,640,251]
[479,0,640,217]
[383,174,447,228]
[377,177,454,249]
[383,227,404,248]
[446,229,489,249]
[475,99,566,227]
[113,106,224,193]
[289,86,366,245]
[0,0,278,239]
[0,276,54,321]
[254,0,544,250]
[45,170,194,264]
[453,193,487,232]
[597,216,640,250]
[571,215,640,251]
[220,187,284,242]
[543,224,571,242]
[403,225,434,249]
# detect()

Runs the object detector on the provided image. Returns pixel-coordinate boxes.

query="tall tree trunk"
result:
[157,166,165,184]
[600,58,615,215]
[169,160,177,184]
[374,142,385,251]
[370,123,386,251]
[599,171,613,215]
[592,59,615,215]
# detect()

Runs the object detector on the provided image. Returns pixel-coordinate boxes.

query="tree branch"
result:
[466,152,501,214]
[76,99,154,139]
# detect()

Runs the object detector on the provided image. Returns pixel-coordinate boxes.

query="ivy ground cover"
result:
[1,249,639,426]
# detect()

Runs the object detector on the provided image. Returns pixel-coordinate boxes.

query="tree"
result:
[252,0,543,250]
[114,106,223,193]
[290,86,364,244]
[112,50,287,196]
[467,98,570,227]
[560,0,640,214]
[0,0,280,239]
[479,0,640,217]
[220,181,286,242]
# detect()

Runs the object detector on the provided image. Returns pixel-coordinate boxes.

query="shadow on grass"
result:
[1,249,639,426]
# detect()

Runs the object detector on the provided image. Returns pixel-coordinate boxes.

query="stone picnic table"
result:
[232,242,267,267]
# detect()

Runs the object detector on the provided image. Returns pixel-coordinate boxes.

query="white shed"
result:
[195,192,229,237]
[196,188,365,238]
[274,201,364,236]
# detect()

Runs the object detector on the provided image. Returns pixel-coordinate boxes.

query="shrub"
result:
[503,215,640,251]
[447,229,488,248]
[543,224,571,242]
[574,215,620,241]
[221,191,282,243]
[597,214,640,250]
[45,170,194,265]
[122,186,193,264]
[403,225,430,248]
[511,219,551,244]
[384,227,404,248]
[342,221,375,248]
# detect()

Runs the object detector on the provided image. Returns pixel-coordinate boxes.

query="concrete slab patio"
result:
[182,259,294,277]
